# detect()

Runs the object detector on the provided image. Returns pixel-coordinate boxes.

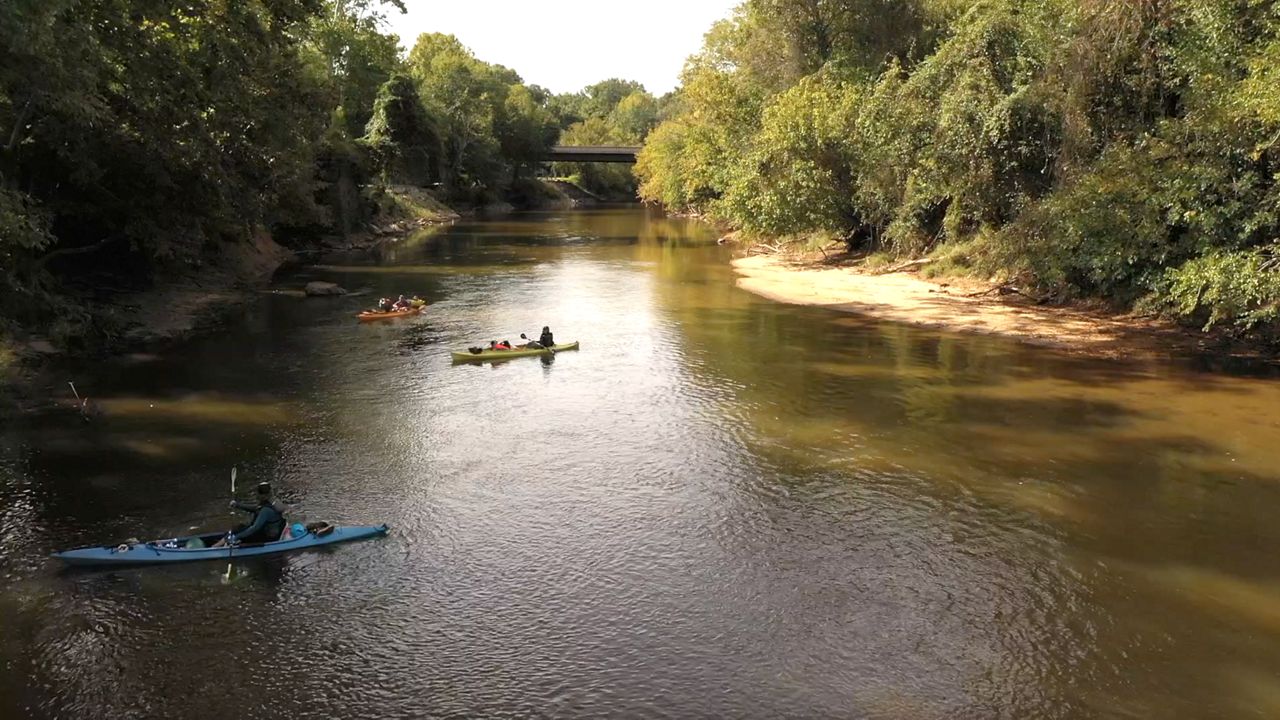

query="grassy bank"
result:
[375,185,462,224]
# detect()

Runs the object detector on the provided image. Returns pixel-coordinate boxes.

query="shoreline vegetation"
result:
[0,178,596,408]
[1,171,601,388]
[732,249,1269,361]
[637,1,1280,353]
[10,0,1280,390]
[0,0,662,390]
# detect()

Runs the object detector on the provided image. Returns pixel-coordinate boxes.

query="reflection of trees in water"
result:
[656,261,1280,555]
[655,254,1280,714]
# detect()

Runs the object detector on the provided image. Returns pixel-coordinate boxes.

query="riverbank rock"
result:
[304,281,347,297]
[23,339,58,356]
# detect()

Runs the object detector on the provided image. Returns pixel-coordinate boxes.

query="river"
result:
[3,207,1280,719]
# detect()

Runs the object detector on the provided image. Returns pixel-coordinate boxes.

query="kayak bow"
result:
[451,341,579,362]
[52,524,389,567]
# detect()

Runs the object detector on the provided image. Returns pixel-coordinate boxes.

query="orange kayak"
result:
[356,306,424,322]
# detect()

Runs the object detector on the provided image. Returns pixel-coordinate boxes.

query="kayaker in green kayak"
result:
[522,326,553,349]
[213,482,287,546]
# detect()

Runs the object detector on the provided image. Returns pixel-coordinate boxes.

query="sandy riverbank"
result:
[733,254,1247,360]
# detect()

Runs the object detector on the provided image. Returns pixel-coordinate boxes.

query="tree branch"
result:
[33,234,124,269]
[5,100,33,155]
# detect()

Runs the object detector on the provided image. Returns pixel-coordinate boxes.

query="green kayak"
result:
[451,341,579,362]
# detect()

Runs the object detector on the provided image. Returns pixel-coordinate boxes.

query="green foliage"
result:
[553,79,647,126]
[635,11,773,212]
[498,84,558,173]
[1156,247,1280,330]
[0,187,53,312]
[1,0,339,293]
[0,188,52,256]
[720,74,862,236]
[0,0,651,346]
[308,0,404,135]
[609,92,660,142]
[751,0,943,76]
[362,73,441,185]
[404,32,557,201]
[0,0,424,335]
[639,0,1280,330]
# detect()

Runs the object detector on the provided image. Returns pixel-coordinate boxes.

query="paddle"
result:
[68,381,90,422]
[226,466,237,571]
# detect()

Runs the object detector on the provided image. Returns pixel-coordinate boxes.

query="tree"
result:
[308,0,405,136]
[405,32,528,198]
[721,74,862,237]
[496,84,557,179]
[362,73,442,185]
[637,0,1280,331]
[609,91,660,142]
[580,78,647,118]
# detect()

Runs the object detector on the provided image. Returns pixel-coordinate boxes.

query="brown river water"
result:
[3,207,1280,719]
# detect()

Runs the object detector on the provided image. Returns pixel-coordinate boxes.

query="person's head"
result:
[256,482,272,501]
[398,294,405,301]
[542,326,550,333]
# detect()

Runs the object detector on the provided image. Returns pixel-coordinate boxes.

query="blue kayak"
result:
[52,524,389,567]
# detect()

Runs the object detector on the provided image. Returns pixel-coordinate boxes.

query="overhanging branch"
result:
[33,234,124,269]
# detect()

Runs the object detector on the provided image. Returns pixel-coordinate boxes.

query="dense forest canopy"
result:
[637,0,1280,331]
[0,0,658,347]
[6,0,1280,345]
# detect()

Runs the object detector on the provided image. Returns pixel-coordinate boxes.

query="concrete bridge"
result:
[540,145,640,164]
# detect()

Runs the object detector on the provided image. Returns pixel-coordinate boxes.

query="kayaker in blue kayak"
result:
[213,482,287,546]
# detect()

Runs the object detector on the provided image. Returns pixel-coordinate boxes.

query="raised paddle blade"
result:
[231,466,237,495]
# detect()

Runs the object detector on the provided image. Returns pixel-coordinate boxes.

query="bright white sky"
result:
[382,0,741,95]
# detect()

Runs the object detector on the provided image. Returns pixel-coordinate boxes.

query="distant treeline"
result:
[0,0,657,342]
[638,0,1280,331]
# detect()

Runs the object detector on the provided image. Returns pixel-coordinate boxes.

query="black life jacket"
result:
[257,502,286,539]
